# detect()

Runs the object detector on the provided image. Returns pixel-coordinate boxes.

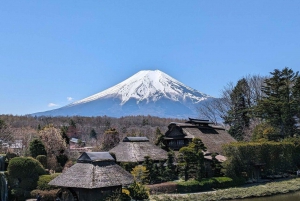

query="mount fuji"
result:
[33,70,214,118]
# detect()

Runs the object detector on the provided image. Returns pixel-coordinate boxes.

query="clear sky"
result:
[1,1,299,115]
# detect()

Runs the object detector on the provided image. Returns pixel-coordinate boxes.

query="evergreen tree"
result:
[178,138,206,181]
[29,138,47,158]
[128,181,149,201]
[89,128,97,139]
[256,67,300,137]
[154,127,167,150]
[211,153,223,177]
[142,156,156,184]
[60,126,70,145]
[224,78,251,140]
[163,151,177,181]
[131,165,149,184]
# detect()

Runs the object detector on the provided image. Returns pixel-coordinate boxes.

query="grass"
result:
[150,177,300,201]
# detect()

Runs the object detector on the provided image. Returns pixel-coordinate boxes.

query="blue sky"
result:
[1,1,299,115]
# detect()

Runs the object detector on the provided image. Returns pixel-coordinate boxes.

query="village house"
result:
[49,152,134,201]
[109,137,168,163]
[163,118,236,154]
[163,118,236,177]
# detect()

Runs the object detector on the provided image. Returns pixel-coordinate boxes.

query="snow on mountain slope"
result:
[33,70,214,118]
[70,70,211,106]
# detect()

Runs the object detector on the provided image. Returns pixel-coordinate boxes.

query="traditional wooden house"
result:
[48,152,134,201]
[109,137,168,163]
[163,118,236,155]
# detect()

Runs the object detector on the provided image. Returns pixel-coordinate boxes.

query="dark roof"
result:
[185,118,214,125]
[49,152,134,189]
[77,152,114,163]
[109,137,168,163]
[123,137,149,142]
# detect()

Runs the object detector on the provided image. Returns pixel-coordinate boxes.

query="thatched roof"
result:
[109,137,168,163]
[182,127,235,154]
[49,152,134,189]
[165,119,236,155]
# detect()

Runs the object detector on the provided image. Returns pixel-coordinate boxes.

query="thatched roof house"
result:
[163,118,236,155]
[49,152,134,201]
[109,137,168,163]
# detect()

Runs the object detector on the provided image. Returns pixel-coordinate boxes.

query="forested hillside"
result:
[0,114,185,153]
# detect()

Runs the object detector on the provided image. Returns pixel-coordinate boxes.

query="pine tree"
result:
[29,138,47,158]
[256,67,300,137]
[163,151,177,181]
[89,128,97,139]
[224,78,251,140]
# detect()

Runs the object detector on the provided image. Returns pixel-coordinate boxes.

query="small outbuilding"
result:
[109,137,168,163]
[48,152,134,201]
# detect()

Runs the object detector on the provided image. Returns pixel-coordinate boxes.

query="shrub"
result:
[8,157,45,200]
[148,182,177,194]
[37,174,60,191]
[36,155,47,168]
[31,189,59,201]
[128,181,149,200]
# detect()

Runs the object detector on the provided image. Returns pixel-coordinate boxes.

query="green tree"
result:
[154,127,167,150]
[256,67,300,137]
[89,128,97,139]
[142,156,156,184]
[224,78,251,140]
[178,138,206,181]
[131,165,149,184]
[128,181,149,201]
[29,139,47,158]
[8,157,45,200]
[60,125,70,145]
[163,151,177,181]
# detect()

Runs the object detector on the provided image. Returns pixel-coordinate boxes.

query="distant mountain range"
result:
[33,70,214,118]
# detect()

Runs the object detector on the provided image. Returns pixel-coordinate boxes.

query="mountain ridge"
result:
[33,70,213,118]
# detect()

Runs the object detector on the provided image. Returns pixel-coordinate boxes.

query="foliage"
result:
[255,67,300,137]
[211,153,223,177]
[155,127,167,150]
[29,139,47,158]
[8,157,45,200]
[120,162,138,172]
[31,189,59,201]
[39,125,67,156]
[147,182,177,194]
[224,78,251,141]
[36,155,47,168]
[223,141,295,178]
[163,151,177,181]
[101,128,120,151]
[60,125,70,145]
[37,174,60,190]
[128,181,149,201]
[176,177,237,193]
[178,138,206,181]
[152,178,300,201]
[252,122,280,141]
[131,165,149,184]
[56,154,68,168]
[90,128,97,139]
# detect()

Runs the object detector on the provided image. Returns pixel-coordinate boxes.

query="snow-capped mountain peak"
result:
[33,70,214,118]
[70,70,211,106]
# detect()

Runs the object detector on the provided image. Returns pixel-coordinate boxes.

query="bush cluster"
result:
[148,182,177,194]
[31,189,59,201]
[176,177,242,193]
[37,174,60,191]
